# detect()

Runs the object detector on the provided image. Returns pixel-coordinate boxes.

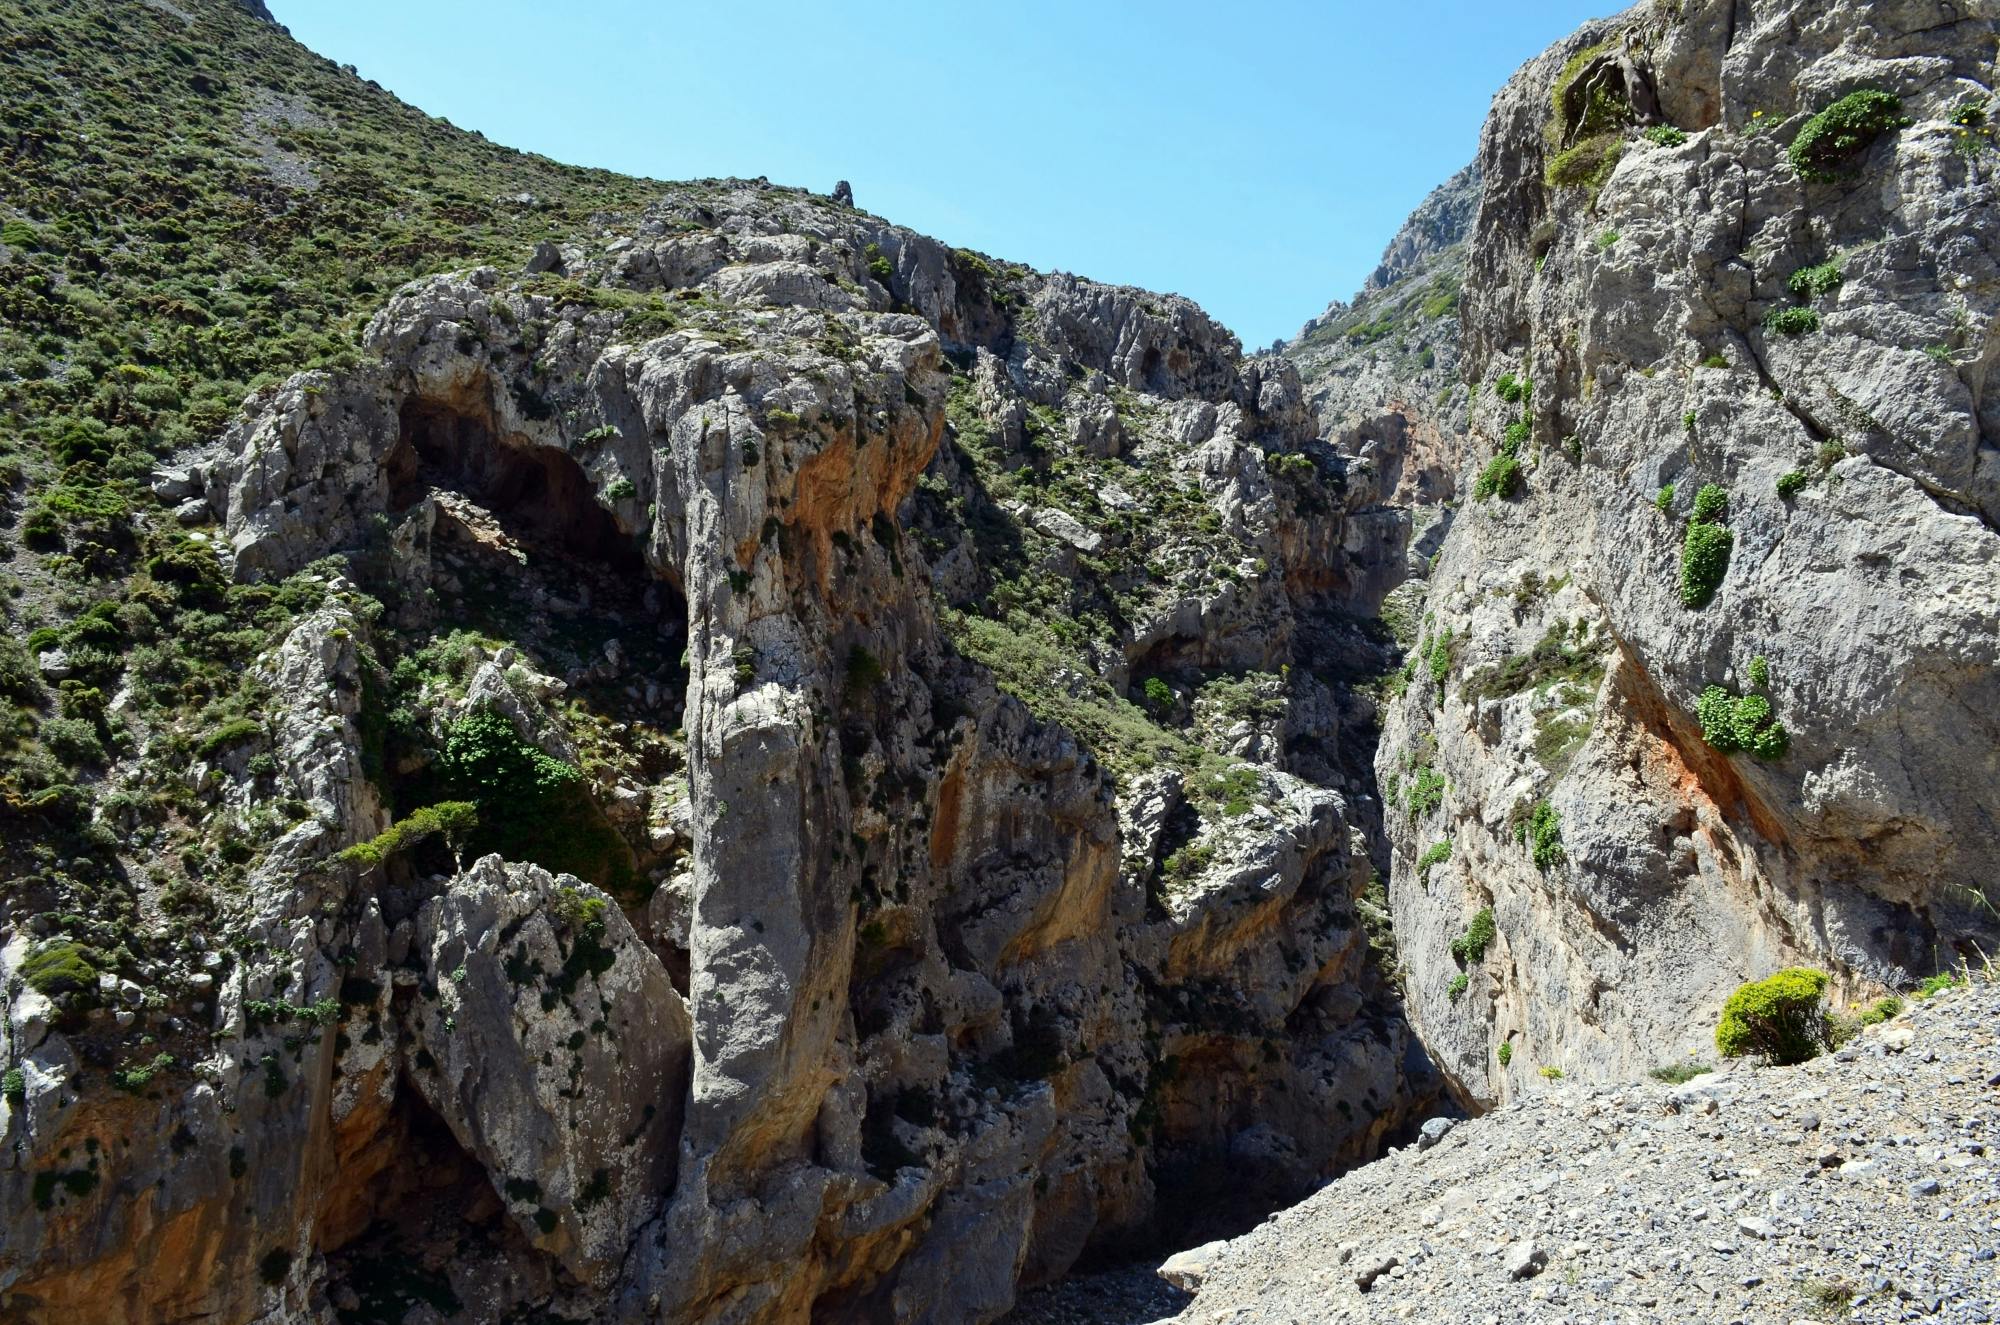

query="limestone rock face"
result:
[1375,0,2000,1104]
[3,181,1433,1323]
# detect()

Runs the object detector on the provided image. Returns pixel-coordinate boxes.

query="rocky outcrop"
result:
[1376,0,2000,1105]
[1285,164,1480,508]
[2,177,1434,1322]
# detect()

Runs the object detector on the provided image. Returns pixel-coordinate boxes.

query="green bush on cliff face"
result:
[1715,967,1830,1064]
[1524,800,1564,870]
[1788,89,1911,181]
[1450,907,1496,963]
[432,711,632,891]
[1475,451,1523,500]
[1405,765,1446,817]
[1678,485,1733,609]
[336,801,478,869]
[1788,260,1844,300]
[1697,685,1789,759]
[1417,840,1452,877]
[1690,484,1728,523]
[1546,134,1626,197]
[22,941,102,998]
[1764,306,1821,336]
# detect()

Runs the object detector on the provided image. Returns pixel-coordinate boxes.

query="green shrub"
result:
[1856,995,1903,1026]
[1648,1060,1713,1084]
[1424,628,1454,687]
[603,478,636,502]
[1700,354,1729,369]
[1539,1065,1564,1080]
[1525,800,1564,869]
[441,711,578,798]
[196,717,263,758]
[1696,685,1789,758]
[1,217,44,249]
[1450,907,1496,963]
[336,801,479,869]
[1447,972,1469,1002]
[1654,483,1675,514]
[1497,1041,1512,1066]
[1690,483,1728,522]
[1748,655,1770,689]
[1715,967,1830,1064]
[1678,520,1733,608]
[111,1052,175,1094]
[1787,261,1844,300]
[2,1066,24,1101]
[22,941,100,998]
[1142,676,1173,714]
[1545,134,1625,196]
[1494,373,1532,405]
[40,716,107,768]
[1416,840,1452,877]
[863,242,893,285]
[1405,765,1446,817]
[1915,970,1966,999]
[1787,89,1910,181]
[1763,306,1821,336]
[844,645,885,698]
[1474,452,1523,501]
[1644,124,1688,147]
[1775,469,1810,499]
[0,638,39,703]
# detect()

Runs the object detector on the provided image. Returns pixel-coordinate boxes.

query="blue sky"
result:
[273,1,1613,349]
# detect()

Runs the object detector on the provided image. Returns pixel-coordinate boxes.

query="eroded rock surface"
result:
[2,177,1434,1323]
[1376,0,2000,1105]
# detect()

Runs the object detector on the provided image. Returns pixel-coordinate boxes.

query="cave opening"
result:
[318,1079,568,1324]
[366,395,693,922]
[387,399,646,575]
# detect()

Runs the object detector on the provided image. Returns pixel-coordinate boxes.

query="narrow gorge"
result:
[0,1,1994,1322]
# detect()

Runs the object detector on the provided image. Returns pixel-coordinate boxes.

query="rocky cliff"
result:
[0,3,1437,1316]
[2,0,1996,1321]
[1374,0,2000,1107]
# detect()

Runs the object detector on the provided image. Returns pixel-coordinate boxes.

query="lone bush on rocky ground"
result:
[1788,260,1844,300]
[1648,1060,1713,1084]
[1715,967,1830,1065]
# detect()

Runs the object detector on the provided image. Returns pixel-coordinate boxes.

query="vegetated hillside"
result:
[0,3,1444,1322]
[1373,0,2000,1109]
[0,0,665,903]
